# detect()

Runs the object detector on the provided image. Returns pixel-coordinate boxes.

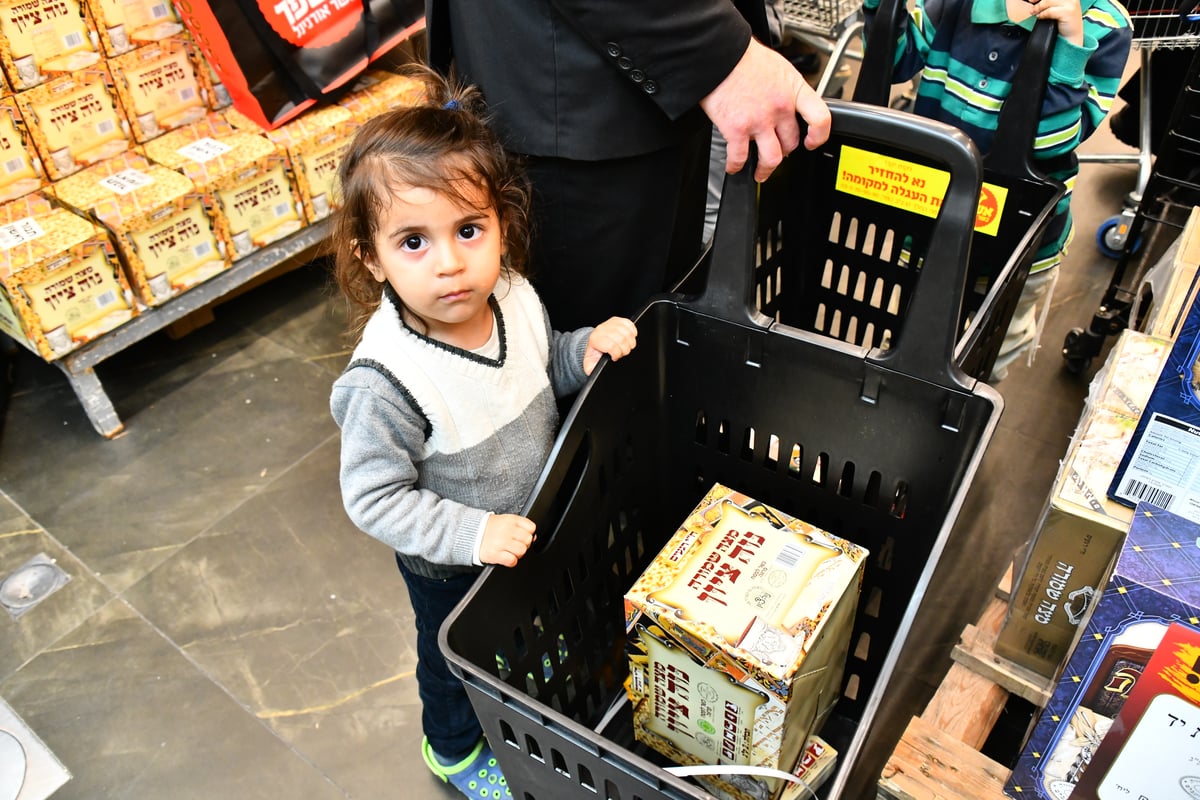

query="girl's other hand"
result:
[583,317,638,375]
[481,514,537,567]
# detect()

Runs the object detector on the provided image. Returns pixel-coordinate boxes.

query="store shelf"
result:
[53,218,330,438]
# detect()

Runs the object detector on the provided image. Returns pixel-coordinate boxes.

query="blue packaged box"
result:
[1109,288,1200,522]
[1004,503,1200,800]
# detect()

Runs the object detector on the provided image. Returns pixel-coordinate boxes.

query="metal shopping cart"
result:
[441,101,1003,800]
[781,0,865,96]
[1062,45,1200,372]
[1082,0,1200,258]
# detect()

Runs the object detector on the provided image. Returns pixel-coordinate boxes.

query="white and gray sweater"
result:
[330,275,592,579]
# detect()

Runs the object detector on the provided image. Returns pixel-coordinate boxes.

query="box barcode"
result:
[179,87,195,102]
[151,2,168,17]
[775,543,804,569]
[63,32,83,48]
[193,241,212,259]
[95,290,117,308]
[273,202,291,218]
[4,157,25,174]
[96,119,115,135]
[1120,477,1175,510]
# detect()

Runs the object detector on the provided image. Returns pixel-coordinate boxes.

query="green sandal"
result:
[422,736,512,799]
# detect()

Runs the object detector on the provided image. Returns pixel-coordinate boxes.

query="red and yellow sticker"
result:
[835,144,1007,236]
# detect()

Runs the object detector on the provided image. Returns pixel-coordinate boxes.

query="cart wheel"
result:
[1096,216,1124,259]
[1095,215,1144,260]
[1062,328,1092,374]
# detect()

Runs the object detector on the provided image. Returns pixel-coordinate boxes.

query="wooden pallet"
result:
[876,566,1056,800]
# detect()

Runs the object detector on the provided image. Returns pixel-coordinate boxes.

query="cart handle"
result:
[691,99,983,392]
[853,0,1059,182]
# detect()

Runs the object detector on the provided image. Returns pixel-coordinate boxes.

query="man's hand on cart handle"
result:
[700,38,832,183]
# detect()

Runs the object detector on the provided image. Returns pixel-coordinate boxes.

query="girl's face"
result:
[364,179,504,350]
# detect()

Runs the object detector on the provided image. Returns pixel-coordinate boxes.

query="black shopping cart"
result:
[772,3,1065,382]
[441,101,1004,800]
[1062,45,1200,373]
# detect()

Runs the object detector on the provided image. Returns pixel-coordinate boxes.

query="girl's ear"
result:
[356,243,386,283]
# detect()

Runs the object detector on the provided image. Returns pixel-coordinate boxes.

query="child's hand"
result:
[480,514,537,567]
[583,317,637,375]
[1031,0,1084,45]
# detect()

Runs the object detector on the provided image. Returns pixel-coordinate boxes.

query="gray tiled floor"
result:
[0,96,1168,798]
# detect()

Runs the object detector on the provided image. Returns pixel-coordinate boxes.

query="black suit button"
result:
[606,42,621,57]
[643,80,658,94]
[617,56,632,70]
[630,69,645,83]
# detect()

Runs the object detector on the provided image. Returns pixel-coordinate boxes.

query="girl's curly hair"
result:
[331,63,532,339]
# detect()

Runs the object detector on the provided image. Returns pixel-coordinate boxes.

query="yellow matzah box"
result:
[81,0,181,57]
[0,191,135,359]
[16,63,131,180]
[51,150,228,305]
[224,104,356,223]
[336,70,425,120]
[109,37,211,143]
[0,0,99,91]
[623,483,866,800]
[143,113,304,261]
[0,95,46,202]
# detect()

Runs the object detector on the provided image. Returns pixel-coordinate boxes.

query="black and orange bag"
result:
[175,0,423,129]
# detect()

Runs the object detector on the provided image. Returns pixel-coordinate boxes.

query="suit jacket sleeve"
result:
[548,0,754,119]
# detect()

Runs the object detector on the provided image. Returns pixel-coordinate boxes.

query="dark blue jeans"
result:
[396,557,483,762]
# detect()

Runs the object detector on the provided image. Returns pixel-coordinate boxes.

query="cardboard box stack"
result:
[623,483,867,800]
[141,113,302,262]
[0,189,133,358]
[0,0,100,92]
[1005,503,1200,800]
[996,330,1172,677]
[81,0,181,57]
[107,35,210,142]
[15,62,130,179]
[223,104,358,224]
[50,149,225,304]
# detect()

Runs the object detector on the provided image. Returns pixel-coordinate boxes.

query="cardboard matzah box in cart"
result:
[0,190,134,359]
[623,483,867,800]
[50,150,227,305]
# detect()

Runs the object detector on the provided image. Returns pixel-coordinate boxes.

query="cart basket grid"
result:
[441,101,1004,800]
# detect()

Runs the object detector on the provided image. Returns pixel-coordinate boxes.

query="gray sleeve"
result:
[543,306,592,396]
[330,367,485,567]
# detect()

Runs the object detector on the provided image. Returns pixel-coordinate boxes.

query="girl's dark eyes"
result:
[401,235,424,251]
[459,224,479,240]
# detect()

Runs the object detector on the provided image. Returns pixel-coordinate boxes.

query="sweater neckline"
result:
[382,282,508,367]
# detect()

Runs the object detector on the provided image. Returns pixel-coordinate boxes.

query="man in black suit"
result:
[426,0,831,330]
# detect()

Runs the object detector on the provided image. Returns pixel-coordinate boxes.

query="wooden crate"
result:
[876,566,1055,800]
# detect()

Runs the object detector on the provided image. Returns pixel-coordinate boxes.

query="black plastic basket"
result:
[441,101,1004,800]
[755,9,1066,382]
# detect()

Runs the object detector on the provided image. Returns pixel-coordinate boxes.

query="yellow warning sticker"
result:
[835,144,1008,236]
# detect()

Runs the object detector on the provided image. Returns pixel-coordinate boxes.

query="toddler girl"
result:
[329,65,637,799]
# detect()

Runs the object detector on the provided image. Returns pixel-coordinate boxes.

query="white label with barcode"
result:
[1116,412,1200,522]
[96,119,115,135]
[63,31,83,48]
[193,241,212,259]
[95,289,117,308]
[0,217,45,248]
[4,157,24,174]
[179,87,195,102]
[273,202,291,218]
[177,137,231,163]
[151,2,168,16]
[99,168,154,195]
[775,543,804,570]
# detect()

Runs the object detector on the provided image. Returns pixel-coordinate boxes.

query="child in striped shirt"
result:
[863,0,1131,380]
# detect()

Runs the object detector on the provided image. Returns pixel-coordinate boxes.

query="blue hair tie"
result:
[444,99,461,110]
